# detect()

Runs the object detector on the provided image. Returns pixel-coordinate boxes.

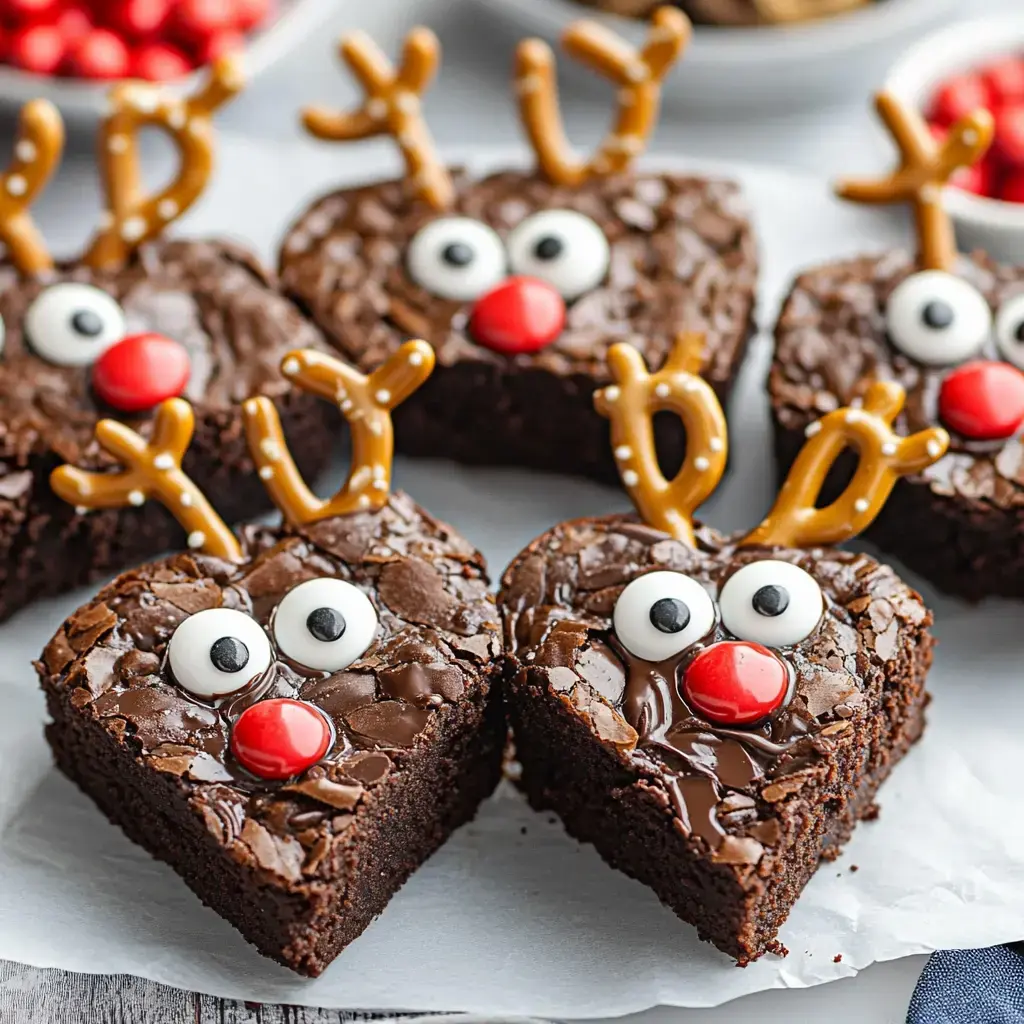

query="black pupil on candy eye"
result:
[533,236,563,261]
[307,606,346,643]
[441,242,474,267]
[70,309,104,337]
[1015,321,1024,343]
[210,636,249,674]
[921,300,954,330]
[752,584,790,618]
[649,597,690,634]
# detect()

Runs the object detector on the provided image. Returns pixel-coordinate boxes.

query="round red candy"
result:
[9,24,65,76]
[938,361,1024,441]
[231,699,333,780]
[469,276,566,355]
[66,28,131,80]
[682,641,791,727]
[91,333,191,413]
[132,42,191,81]
[995,104,1024,168]
[930,73,991,128]
[108,0,172,41]
[983,57,1024,105]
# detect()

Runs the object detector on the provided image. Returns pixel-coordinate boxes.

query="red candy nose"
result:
[938,360,1024,441]
[91,333,190,413]
[469,276,566,355]
[231,698,333,780]
[682,641,791,727]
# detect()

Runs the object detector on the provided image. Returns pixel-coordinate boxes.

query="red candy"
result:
[938,361,1024,441]
[929,73,991,128]
[108,0,171,40]
[230,699,333,780]
[0,0,273,81]
[469,276,566,355]
[983,57,1024,105]
[91,333,191,412]
[995,104,1024,167]
[926,53,1024,204]
[132,41,190,80]
[9,24,65,75]
[682,641,791,727]
[67,28,131,79]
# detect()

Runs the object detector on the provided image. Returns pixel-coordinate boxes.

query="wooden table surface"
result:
[0,961,387,1024]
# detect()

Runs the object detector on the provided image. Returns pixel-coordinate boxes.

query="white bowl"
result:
[0,0,333,123]
[470,0,962,114]
[886,15,1024,264]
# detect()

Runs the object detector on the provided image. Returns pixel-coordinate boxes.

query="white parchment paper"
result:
[0,139,1022,1014]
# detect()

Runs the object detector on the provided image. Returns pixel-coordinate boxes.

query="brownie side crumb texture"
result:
[0,238,335,622]
[36,493,506,975]
[498,515,932,962]
[279,169,758,483]
[771,250,1024,601]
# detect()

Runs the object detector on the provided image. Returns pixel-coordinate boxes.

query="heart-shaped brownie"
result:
[0,60,332,622]
[37,342,504,975]
[499,333,947,962]
[279,8,757,483]
[771,92,1024,601]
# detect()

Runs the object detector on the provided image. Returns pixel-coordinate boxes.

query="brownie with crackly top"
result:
[280,10,758,483]
[36,493,505,976]
[0,239,333,621]
[499,515,931,963]
[771,251,1024,602]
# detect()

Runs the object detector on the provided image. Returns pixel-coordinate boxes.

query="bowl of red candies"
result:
[887,16,1024,263]
[0,0,330,117]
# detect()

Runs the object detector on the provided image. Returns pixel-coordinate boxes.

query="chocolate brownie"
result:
[0,238,333,621]
[770,95,1023,601]
[497,334,946,962]
[37,494,505,976]
[0,61,335,621]
[500,516,931,962]
[279,10,757,483]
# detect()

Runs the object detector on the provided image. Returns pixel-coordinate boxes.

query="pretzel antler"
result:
[302,28,453,210]
[0,99,64,276]
[594,334,727,547]
[81,55,244,271]
[515,6,689,187]
[243,341,435,526]
[837,91,994,272]
[50,399,242,562]
[741,382,949,549]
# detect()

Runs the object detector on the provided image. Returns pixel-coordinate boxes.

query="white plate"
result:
[469,0,963,113]
[0,143,1022,1015]
[0,0,334,121]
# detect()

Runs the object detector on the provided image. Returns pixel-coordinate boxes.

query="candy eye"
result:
[995,293,1024,370]
[406,217,507,301]
[612,571,716,663]
[25,283,127,367]
[506,210,610,300]
[272,578,379,672]
[719,560,823,648]
[168,607,273,700]
[885,270,991,366]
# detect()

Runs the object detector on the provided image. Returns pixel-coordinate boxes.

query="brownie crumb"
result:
[766,940,790,959]
[850,864,860,872]
[833,954,843,963]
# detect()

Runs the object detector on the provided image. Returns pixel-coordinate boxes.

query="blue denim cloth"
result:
[907,946,1024,1024]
